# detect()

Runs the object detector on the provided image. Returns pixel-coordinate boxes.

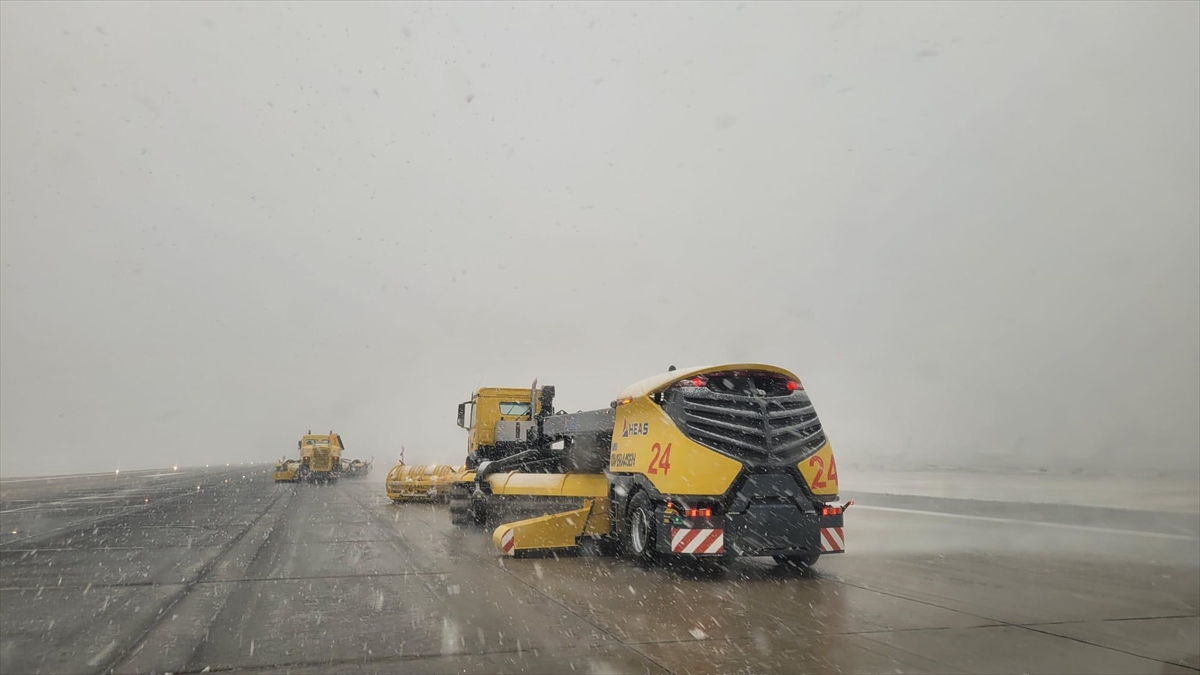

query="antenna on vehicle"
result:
[530,378,538,419]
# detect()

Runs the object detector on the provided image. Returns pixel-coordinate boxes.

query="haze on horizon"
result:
[1,1,1197,477]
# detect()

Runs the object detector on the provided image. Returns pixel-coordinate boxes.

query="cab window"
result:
[499,402,531,416]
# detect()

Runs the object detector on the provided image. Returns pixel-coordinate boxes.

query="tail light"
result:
[685,507,713,518]
[676,375,709,388]
[821,505,842,516]
[787,380,802,391]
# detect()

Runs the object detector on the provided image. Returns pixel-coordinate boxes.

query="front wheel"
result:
[621,492,657,563]
[467,498,488,526]
[448,501,469,526]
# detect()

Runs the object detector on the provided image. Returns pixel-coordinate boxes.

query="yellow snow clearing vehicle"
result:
[385,463,457,502]
[450,365,848,567]
[273,459,301,483]
[297,431,344,483]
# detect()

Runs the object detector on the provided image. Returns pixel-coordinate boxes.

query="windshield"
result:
[498,402,532,417]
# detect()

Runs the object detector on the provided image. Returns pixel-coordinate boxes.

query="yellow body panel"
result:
[609,395,743,496]
[492,504,595,552]
[492,503,598,554]
[300,433,344,451]
[485,471,610,497]
[796,440,839,498]
[385,463,457,501]
[616,363,799,400]
[307,444,338,473]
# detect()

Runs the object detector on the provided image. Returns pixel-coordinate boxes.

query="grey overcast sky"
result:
[1,1,1197,477]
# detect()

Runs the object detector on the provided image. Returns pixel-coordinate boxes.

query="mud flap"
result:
[818,526,845,553]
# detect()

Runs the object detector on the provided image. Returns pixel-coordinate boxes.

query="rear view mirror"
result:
[457,403,466,428]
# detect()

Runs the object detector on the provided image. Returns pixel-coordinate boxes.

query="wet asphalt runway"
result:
[1,467,1197,674]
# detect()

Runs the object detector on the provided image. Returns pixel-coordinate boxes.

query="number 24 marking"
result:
[808,454,838,489]
[648,442,672,475]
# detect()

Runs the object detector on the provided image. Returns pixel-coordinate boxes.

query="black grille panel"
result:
[665,388,826,464]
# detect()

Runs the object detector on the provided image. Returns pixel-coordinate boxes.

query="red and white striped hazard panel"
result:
[500,528,515,555]
[670,528,724,555]
[819,527,844,553]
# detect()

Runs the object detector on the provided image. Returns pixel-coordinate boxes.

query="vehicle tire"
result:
[468,498,488,526]
[621,491,657,563]
[773,551,820,569]
[448,495,469,525]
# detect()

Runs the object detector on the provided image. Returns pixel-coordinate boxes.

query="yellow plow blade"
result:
[493,501,604,556]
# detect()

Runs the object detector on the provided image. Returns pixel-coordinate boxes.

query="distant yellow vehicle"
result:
[298,431,344,483]
[273,459,301,483]
[385,463,457,502]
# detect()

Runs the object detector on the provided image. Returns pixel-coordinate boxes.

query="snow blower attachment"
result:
[386,463,457,502]
[342,457,373,478]
[450,364,849,566]
[273,459,302,483]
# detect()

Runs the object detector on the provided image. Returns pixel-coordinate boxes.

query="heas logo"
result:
[621,420,649,438]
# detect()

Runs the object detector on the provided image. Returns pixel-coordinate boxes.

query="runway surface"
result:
[1,466,1197,674]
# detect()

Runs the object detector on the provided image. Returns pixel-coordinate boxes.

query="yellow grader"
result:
[297,431,344,483]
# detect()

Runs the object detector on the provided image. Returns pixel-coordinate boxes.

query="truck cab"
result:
[456,386,554,468]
